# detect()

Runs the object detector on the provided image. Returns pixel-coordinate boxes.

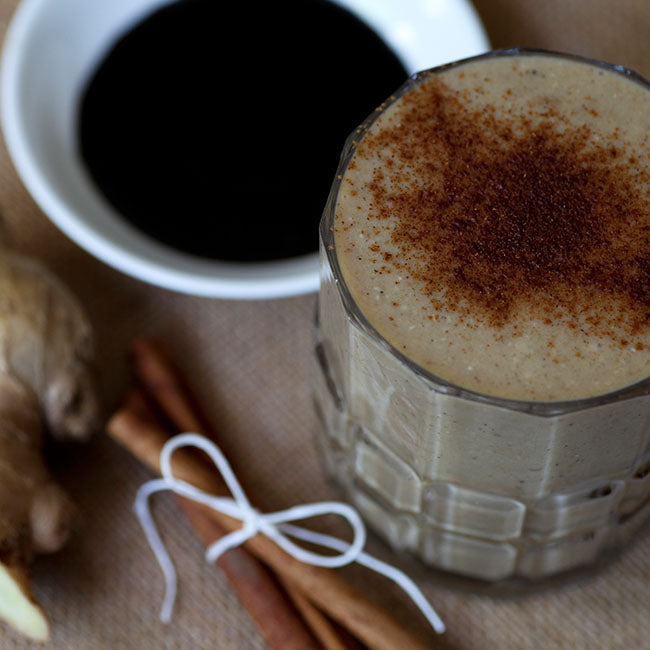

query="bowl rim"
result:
[0,0,489,299]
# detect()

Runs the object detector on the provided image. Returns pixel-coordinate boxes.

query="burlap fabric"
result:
[0,0,647,648]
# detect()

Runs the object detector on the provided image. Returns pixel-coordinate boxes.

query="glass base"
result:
[313,307,650,584]
[316,429,650,596]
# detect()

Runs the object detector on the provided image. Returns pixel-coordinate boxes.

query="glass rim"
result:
[320,46,650,417]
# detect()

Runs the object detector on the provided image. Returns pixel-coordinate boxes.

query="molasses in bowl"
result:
[0,0,488,298]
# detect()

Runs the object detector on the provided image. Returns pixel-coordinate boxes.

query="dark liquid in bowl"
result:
[78,0,407,262]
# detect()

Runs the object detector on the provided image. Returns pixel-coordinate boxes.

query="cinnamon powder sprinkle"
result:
[359,76,650,340]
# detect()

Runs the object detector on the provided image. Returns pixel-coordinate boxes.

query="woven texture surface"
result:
[0,0,648,648]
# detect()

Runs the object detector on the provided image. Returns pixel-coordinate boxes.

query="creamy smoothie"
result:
[316,50,650,583]
[335,53,650,402]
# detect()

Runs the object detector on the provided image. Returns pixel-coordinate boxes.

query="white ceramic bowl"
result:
[1,0,489,299]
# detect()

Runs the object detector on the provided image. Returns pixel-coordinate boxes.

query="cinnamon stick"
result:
[181,504,322,650]
[124,359,360,650]
[130,339,212,435]
[121,390,321,650]
[111,338,440,650]
[108,408,434,650]
[186,504,360,650]
[281,580,365,650]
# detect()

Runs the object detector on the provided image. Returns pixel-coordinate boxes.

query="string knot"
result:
[134,432,445,634]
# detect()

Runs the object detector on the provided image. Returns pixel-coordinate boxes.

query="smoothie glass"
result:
[314,48,650,585]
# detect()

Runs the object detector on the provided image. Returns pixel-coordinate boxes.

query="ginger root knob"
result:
[0,250,99,641]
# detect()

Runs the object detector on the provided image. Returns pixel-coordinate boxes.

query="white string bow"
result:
[134,432,445,634]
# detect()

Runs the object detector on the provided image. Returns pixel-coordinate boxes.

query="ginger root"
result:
[0,251,99,641]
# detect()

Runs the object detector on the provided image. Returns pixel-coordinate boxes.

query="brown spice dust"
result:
[360,76,650,340]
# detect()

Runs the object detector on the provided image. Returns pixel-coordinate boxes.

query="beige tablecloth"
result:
[0,0,648,648]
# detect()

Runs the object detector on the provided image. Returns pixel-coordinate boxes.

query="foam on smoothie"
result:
[334,53,650,401]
